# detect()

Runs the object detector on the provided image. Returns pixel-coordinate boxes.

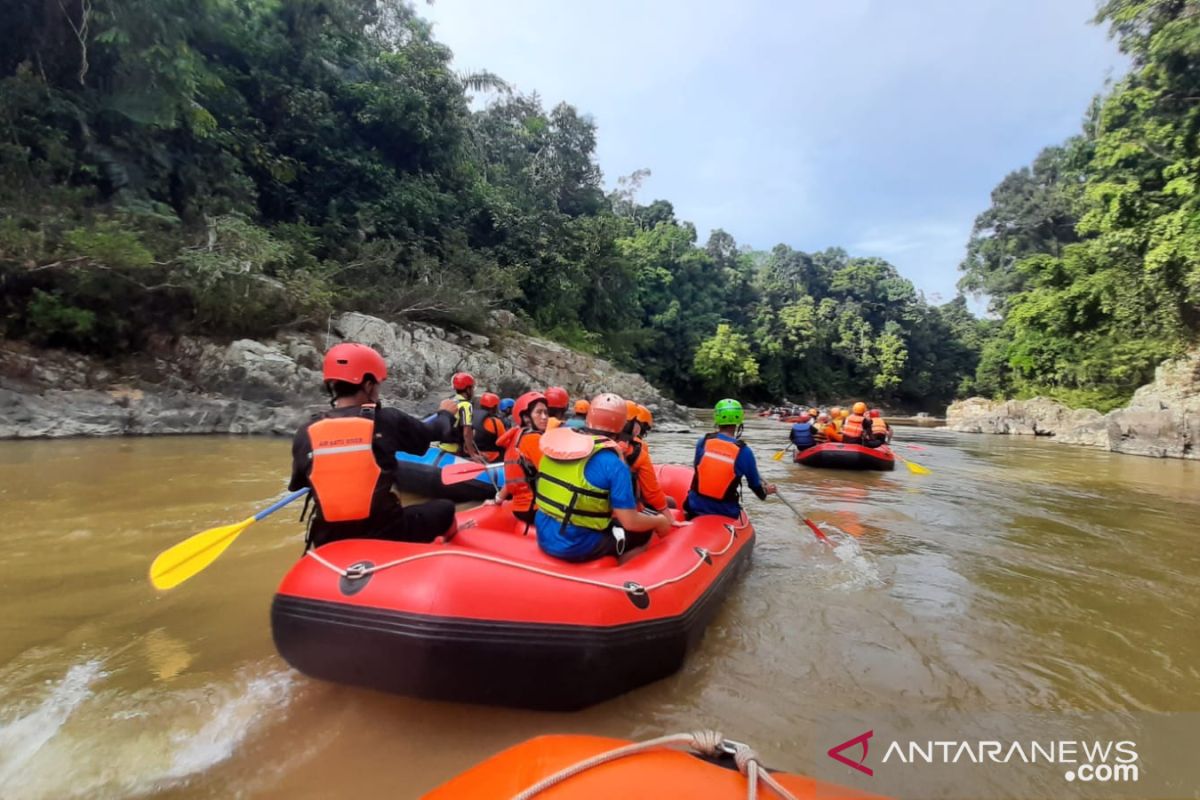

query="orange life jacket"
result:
[691,433,746,503]
[503,429,543,513]
[842,413,865,441]
[624,438,668,512]
[306,408,382,522]
[822,424,842,443]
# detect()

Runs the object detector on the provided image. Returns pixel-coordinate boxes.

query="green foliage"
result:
[0,0,986,409]
[693,324,760,395]
[958,0,1200,408]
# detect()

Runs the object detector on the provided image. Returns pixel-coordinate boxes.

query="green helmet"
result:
[713,398,744,426]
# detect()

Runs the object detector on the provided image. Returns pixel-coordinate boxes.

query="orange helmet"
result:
[635,404,652,426]
[452,372,475,391]
[625,399,639,420]
[574,399,590,414]
[323,343,387,385]
[586,393,627,434]
[544,386,569,411]
[840,408,850,419]
[480,392,500,410]
[830,406,842,417]
[852,401,867,415]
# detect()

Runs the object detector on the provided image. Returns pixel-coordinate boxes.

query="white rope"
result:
[304,521,742,595]
[509,730,799,800]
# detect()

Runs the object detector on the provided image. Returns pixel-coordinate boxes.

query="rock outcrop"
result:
[946,349,1199,459]
[0,312,693,439]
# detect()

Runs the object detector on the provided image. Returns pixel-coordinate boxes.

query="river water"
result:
[1,419,1197,799]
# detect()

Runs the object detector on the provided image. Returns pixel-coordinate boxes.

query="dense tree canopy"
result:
[28,0,1200,411]
[961,0,1200,410]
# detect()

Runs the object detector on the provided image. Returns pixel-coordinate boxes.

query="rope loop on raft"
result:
[509,730,799,800]
[303,521,741,597]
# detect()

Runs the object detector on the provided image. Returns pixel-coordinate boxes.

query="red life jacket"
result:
[306,408,381,522]
[690,433,746,503]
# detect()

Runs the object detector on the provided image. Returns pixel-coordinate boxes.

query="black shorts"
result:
[309,499,456,548]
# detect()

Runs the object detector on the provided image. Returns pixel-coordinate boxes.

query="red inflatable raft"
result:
[794,442,895,471]
[424,733,886,799]
[270,465,754,710]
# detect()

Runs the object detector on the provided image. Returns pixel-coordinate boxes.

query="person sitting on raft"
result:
[471,392,507,463]
[620,402,670,514]
[289,343,457,549]
[499,397,515,428]
[438,372,482,460]
[865,409,891,447]
[493,391,549,527]
[816,411,840,443]
[789,412,817,454]
[841,402,868,445]
[535,393,678,562]
[544,386,570,429]
[565,398,589,429]
[684,398,776,520]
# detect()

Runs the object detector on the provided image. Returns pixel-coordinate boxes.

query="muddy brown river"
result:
[1,419,1197,798]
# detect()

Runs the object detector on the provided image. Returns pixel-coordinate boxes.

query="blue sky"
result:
[420,0,1127,305]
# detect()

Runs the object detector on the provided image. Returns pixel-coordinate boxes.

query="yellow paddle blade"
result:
[903,458,931,475]
[149,516,256,590]
[772,449,787,461]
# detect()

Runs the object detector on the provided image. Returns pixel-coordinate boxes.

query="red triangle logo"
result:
[827,730,874,776]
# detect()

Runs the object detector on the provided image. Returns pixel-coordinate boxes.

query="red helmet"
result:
[480,392,500,410]
[798,413,811,423]
[586,393,627,434]
[544,386,569,410]
[452,372,475,391]
[322,343,387,385]
[869,409,881,418]
[512,391,546,424]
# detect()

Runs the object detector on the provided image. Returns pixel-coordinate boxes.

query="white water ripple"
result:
[0,656,296,800]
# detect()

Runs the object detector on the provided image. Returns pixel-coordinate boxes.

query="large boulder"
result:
[945,349,1199,460]
[0,311,693,439]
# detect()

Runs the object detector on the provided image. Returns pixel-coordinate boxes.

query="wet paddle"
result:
[149,488,309,591]
[772,443,794,461]
[774,491,831,544]
[443,460,506,485]
[893,450,931,475]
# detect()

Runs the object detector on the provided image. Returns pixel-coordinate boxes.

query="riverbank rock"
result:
[946,349,1199,460]
[0,312,693,439]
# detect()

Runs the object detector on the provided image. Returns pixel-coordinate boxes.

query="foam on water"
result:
[0,659,107,788]
[0,655,296,800]
[819,530,885,590]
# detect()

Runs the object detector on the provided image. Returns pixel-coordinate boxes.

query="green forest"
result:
[0,0,1196,410]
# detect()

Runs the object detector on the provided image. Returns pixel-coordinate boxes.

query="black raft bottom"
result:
[270,534,753,711]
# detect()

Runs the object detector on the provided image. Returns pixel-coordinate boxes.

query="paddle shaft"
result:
[256,488,309,520]
[774,491,831,544]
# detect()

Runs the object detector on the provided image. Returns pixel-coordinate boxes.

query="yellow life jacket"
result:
[535,436,618,532]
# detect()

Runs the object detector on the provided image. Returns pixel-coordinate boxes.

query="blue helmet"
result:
[499,397,515,413]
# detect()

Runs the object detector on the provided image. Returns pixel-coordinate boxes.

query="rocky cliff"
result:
[0,312,693,439]
[946,349,1200,459]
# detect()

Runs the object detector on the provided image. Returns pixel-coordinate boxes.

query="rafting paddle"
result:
[772,443,794,462]
[893,450,931,475]
[149,488,309,591]
[442,460,506,485]
[773,491,831,545]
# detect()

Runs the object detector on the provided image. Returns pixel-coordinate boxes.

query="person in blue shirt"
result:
[535,393,678,562]
[789,412,816,453]
[685,398,776,520]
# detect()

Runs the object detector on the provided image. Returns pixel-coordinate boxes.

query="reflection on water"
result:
[0,422,1197,798]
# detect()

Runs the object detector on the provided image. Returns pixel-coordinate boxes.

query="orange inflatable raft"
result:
[423,733,886,799]
[271,465,754,710]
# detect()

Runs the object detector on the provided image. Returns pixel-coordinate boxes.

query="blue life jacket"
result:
[790,422,815,448]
